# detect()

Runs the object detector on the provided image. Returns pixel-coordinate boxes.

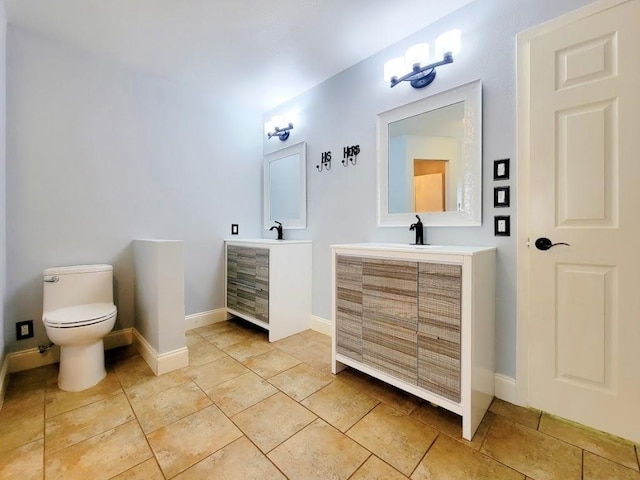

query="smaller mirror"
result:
[264,141,307,229]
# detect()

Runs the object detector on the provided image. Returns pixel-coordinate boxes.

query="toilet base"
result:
[58,339,107,392]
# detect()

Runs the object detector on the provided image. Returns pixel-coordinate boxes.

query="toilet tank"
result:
[43,264,114,315]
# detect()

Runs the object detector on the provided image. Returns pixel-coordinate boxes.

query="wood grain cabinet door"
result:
[417,262,462,402]
[227,246,269,322]
[335,255,364,361]
[362,258,418,384]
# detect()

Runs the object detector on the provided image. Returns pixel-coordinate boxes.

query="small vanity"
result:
[331,242,495,440]
[225,239,312,342]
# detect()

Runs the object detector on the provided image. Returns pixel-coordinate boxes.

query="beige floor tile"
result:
[45,420,152,480]
[411,402,494,449]
[584,451,640,480]
[205,371,278,416]
[45,391,134,454]
[0,439,44,480]
[347,403,438,476]
[148,404,242,478]
[268,418,370,480]
[45,371,123,418]
[186,355,249,391]
[268,362,334,401]
[301,379,379,432]
[129,381,212,433]
[412,434,524,480]
[481,416,582,480]
[539,413,639,470]
[288,341,333,372]
[120,365,192,402]
[185,329,207,348]
[0,370,46,419]
[242,349,301,378]
[222,335,273,362]
[104,344,140,367]
[336,368,420,415]
[110,458,165,480]
[174,436,285,480]
[272,332,319,355]
[193,319,243,337]
[489,398,540,429]
[300,329,332,347]
[231,392,316,453]
[205,326,261,349]
[350,455,409,480]
[187,340,228,367]
[0,403,43,452]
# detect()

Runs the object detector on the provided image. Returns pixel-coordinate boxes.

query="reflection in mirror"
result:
[378,80,482,227]
[264,141,307,230]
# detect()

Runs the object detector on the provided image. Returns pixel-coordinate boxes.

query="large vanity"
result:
[225,239,312,342]
[331,242,495,440]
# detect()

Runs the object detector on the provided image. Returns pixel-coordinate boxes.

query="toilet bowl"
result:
[42,265,117,392]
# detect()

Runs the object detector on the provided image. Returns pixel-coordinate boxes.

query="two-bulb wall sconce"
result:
[383,29,461,89]
[264,114,295,141]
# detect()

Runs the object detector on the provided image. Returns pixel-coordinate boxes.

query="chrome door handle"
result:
[535,237,570,251]
[43,276,59,283]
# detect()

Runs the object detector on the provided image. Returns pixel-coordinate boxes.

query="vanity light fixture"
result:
[384,29,461,89]
[264,114,294,141]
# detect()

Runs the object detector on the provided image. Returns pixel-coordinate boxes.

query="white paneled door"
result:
[522,0,640,442]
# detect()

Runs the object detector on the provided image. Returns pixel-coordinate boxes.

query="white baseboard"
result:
[495,373,525,406]
[310,315,332,337]
[7,328,133,374]
[186,308,230,330]
[0,354,9,411]
[133,329,189,376]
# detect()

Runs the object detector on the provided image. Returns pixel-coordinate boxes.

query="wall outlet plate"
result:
[16,320,34,340]
[231,224,239,235]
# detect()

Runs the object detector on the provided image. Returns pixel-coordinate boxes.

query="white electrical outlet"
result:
[21,324,29,336]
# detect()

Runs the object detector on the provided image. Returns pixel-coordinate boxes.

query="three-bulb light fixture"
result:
[264,114,295,141]
[384,29,461,89]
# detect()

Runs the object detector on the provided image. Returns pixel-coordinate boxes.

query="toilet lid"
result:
[44,303,117,327]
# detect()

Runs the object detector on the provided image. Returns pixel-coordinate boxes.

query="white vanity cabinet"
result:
[331,243,495,440]
[225,239,311,342]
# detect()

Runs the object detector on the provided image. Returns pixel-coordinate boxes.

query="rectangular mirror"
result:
[264,141,307,229]
[377,80,482,226]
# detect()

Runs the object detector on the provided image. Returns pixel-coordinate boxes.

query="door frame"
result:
[515,0,630,407]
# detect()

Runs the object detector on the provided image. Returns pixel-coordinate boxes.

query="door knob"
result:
[535,237,570,251]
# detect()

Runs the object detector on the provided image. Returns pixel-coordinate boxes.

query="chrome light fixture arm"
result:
[390,52,453,89]
[267,123,294,141]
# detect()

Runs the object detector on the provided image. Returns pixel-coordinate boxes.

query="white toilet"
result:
[43,264,117,392]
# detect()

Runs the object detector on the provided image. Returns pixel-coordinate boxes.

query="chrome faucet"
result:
[409,215,425,245]
[269,221,284,240]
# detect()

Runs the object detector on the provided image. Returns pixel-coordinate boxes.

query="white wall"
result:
[5,26,263,353]
[264,0,596,378]
[0,0,6,361]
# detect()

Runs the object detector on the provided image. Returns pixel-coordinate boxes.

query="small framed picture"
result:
[493,158,510,180]
[494,215,511,236]
[494,186,510,208]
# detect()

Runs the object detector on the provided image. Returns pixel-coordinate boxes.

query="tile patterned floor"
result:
[1,318,639,479]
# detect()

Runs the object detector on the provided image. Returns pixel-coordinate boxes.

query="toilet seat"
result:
[44,303,117,328]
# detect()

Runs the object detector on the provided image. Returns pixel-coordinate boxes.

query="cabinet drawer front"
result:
[418,262,461,344]
[336,255,363,360]
[363,258,418,330]
[418,335,460,402]
[363,319,417,384]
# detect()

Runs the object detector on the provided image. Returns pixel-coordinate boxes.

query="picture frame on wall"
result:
[493,158,510,180]
[494,186,510,208]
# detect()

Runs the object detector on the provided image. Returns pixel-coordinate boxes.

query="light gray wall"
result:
[0,0,6,362]
[5,26,262,353]
[264,0,596,378]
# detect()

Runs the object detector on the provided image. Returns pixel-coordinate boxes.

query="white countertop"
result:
[225,238,312,245]
[331,242,495,255]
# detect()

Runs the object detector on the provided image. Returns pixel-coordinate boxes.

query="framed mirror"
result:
[377,80,482,226]
[263,141,307,230]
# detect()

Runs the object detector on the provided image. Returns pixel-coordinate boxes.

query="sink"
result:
[368,243,445,250]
